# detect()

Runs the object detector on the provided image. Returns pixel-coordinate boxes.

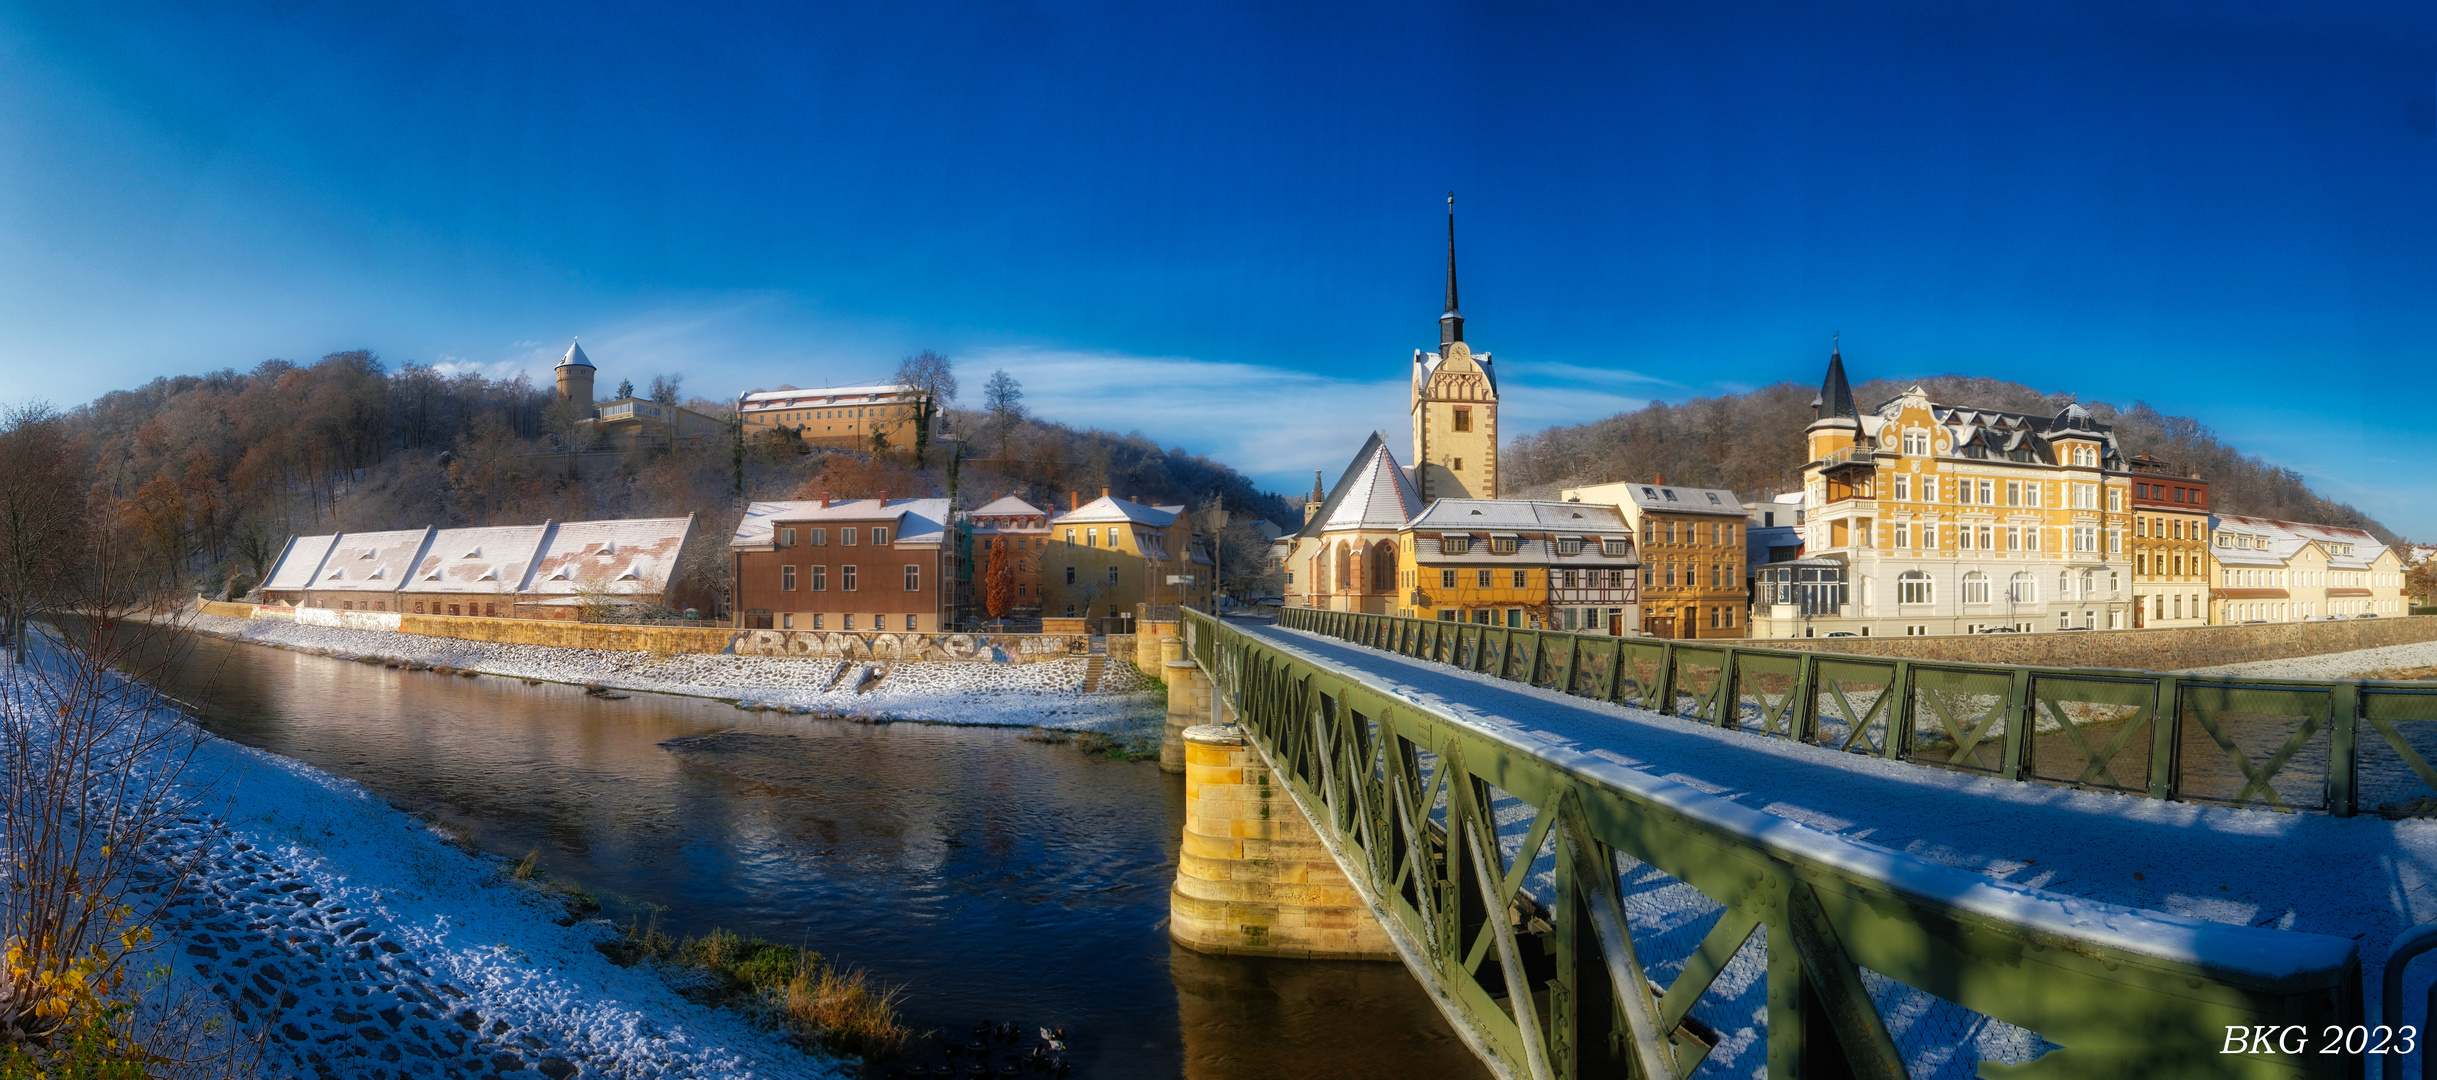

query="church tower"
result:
[1411,196,1498,502]
[555,339,596,408]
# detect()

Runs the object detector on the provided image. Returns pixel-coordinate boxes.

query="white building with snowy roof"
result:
[2206,515,2405,624]
[259,516,713,618]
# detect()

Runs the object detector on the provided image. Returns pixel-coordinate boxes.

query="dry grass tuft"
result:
[2353,666,2437,682]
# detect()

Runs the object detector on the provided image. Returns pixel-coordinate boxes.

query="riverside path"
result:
[1179,609,2437,1080]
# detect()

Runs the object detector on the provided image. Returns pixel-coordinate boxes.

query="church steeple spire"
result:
[1439,193,1463,351]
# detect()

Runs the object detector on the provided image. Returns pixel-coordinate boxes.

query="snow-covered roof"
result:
[2210,514,2386,571]
[1301,432,1423,537]
[1051,496,1179,528]
[741,384,922,407]
[402,524,551,594]
[263,533,340,592]
[1615,483,1745,517]
[306,529,436,592]
[1405,499,1630,535]
[970,494,1045,519]
[524,516,698,597]
[558,340,593,369]
[732,499,952,549]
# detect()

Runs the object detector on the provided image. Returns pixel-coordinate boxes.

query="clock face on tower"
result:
[1445,341,1472,365]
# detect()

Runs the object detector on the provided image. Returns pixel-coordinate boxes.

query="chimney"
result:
[1069,491,1079,510]
[1101,487,1111,500]
[1655,472,1667,487]
[877,490,888,505]
[819,492,830,508]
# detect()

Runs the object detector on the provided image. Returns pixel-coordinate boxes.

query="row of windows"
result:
[1439,536,1630,557]
[1061,565,1123,585]
[2134,516,2201,540]
[779,564,921,591]
[774,612,918,631]
[1429,568,1632,590]
[1641,521,1738,546]
[339,600,503,616]
[1644,564,1737,589]
[1895,569,2123,606]
[2134,481,2205,505]
[778,527,889,547]
[761,405,903,423]
[2134,553,2196,577]
[2146,593,2202,620]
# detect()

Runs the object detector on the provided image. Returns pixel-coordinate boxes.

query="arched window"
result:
[1961,571,1989,605]
[1371,539,1398,593]
[2058,571,2072,598]
[2009,572,2037,604]
[1898,571,1933,606]
[1334,542,1353,594]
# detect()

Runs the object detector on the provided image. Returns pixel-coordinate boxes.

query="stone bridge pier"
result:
[1164,656,1394,960]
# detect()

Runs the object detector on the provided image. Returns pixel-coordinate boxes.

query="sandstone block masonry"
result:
[197,599,1089,663]
[1168,724,1397,961]
[1757,614,2437,671]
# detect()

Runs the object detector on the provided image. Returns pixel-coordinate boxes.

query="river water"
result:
[129,632,1486,1079]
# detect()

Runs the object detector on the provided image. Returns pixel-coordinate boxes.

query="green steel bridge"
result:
[1175,607,2437,1079]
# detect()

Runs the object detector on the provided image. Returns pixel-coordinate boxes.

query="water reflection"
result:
[127,632,1484,1079]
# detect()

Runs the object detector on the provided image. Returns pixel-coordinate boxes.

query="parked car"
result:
[1825,631,1858,637]
[2360,613,2381,619]
[1978,627,2020,634]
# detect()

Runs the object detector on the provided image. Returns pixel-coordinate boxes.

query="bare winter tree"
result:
[893,351,958,467]
[982,369,1024,460]
[0,405,86,661]
[649,374,684,453]
[0,505,256,1075]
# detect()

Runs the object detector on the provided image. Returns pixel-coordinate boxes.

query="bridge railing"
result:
[1184,609,2362,1080]
[1262,607,2437,819]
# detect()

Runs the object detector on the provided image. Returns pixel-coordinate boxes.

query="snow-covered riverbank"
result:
[5,645,853,1080]
[2178,637,2437,680]
[186,612,1163,731]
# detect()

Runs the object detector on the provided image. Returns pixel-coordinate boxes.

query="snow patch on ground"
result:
[2179,638,2437,680]
[186,613,1162,732]
[6,647,850,1080]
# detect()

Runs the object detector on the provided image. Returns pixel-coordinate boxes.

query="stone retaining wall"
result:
[1758,614,2437,671]
[196,599,1089,662]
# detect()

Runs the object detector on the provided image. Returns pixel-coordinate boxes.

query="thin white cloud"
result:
[963,347,1408,481]
[1522,360,1687,390]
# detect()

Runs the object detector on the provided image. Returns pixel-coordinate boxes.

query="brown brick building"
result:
[731,498,956,632]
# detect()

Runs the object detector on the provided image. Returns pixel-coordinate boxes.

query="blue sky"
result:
[2,2,2433,535]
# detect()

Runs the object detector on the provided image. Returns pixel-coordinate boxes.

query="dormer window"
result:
[1641,487,1656,499]
[1602,539,1630,557]
[1490,536,1519,555]
[1556,538,1583,556]
[1663,490,1678,502]
[1902,431,1929,455]
[1441,536,1472,555]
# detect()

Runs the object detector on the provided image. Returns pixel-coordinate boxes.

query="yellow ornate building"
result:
[739,383,941,452]
[1754,347,2139,637]
[1411,197,1498,502]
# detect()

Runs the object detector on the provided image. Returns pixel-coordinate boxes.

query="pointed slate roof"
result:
[559,340,593,369]
[1300,432,1424,538]
[1814,344,1856,423]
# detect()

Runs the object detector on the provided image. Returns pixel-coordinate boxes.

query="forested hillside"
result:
[1503,374,2395,542]
[47,350,1295,599]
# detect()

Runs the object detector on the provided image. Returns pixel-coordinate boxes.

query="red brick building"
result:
[731,497,956,632]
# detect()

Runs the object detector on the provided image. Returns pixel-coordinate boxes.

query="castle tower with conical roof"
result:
[555,339,596,408]
[1411,195,1498,502]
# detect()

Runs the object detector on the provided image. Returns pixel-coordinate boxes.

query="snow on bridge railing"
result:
[1185,608,2363,1080]
[1265,606,2437,820]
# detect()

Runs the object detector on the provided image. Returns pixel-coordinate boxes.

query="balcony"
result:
[1817,444,1874,475]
